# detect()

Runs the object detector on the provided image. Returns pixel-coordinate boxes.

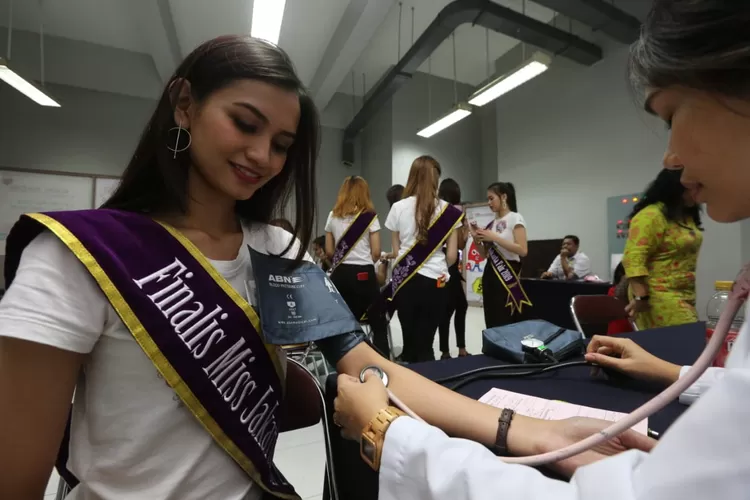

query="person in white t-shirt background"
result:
[325,176,389,357]
[470,181,530,328]
[386,156,461,363]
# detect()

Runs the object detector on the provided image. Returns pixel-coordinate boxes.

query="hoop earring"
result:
[502,200,508,210]
[167,121,192,159]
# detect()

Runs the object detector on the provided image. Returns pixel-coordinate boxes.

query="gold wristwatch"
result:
[360,406,405,471]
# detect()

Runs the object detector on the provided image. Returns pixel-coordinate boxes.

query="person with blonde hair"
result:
[385,156,463,362]
[325,176,389,357]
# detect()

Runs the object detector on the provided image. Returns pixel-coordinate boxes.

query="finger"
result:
[333,397,340,412]
[587,335,627,355]
[585,352,627,370]
[362,371,385,385]
[618,429,657,453]
[597,346,615,356]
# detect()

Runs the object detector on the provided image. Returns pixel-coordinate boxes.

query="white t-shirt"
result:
[324,211,381,267]
[0,223,305,500]
[489,212,526,262]
[385,196,462,281]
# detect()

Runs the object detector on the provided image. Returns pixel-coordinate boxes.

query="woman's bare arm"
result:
[390,232,400,259]
[0,338,84,499]
[370,231,381,263]
[337,343,541,449]
[325,232,336,259]
[445,231,458,267]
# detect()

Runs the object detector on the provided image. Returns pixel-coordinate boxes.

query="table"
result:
[522,278,611,330]
[323,322,705,500]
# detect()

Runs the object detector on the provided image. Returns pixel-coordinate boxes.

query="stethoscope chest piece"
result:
[359,365,389,387]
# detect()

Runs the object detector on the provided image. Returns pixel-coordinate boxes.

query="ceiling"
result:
[0,0,648,113]
[338,0,557,97]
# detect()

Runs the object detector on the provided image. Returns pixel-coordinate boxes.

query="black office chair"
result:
[570,295,638,337]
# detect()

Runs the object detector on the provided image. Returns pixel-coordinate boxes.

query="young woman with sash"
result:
[324,176,390,358]
[470,182,532,328]
[437,178,469,359]
[0,36,626,500]
[385,156,464,362]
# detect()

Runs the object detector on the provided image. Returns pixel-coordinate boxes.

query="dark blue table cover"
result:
[323,322,706,500]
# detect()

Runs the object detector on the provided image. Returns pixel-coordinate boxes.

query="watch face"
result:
[521,338,544,349]
[361,437,376,462]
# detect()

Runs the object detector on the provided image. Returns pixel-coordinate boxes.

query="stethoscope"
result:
[357,277,748,466]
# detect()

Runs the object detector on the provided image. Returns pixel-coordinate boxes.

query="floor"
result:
[45,307,488,499]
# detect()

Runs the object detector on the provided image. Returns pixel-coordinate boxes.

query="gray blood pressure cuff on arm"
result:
[249,246,365,364]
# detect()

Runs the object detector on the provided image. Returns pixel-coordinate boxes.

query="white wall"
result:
[391,72,484,202]
[0,83,155,176]
[493,45,743,318]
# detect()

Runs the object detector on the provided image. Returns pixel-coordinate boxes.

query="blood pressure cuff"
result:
[249,246,363,346]
[482,320,585,364]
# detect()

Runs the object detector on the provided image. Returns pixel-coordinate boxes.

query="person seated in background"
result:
[541,235,592,280]
[312,235,331,273]
[607,262,634,334]
[269,217,294,233]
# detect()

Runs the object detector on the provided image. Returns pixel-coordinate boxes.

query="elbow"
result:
[518,247,529,258]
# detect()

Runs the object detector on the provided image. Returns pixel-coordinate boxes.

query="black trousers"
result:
[482,259,529,329]
[394,274,448,363]
[330,263,390,358]
[438,263,468,352]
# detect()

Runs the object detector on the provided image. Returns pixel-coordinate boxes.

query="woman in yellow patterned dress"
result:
[623,168,703,329]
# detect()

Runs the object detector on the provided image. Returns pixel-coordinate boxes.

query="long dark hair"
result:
[487,182,518,213]
[630,169,703,229]
[629,2,750,98]
[103,36,319,263]
[438,178,461,205]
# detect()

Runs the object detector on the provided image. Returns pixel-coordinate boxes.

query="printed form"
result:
[479,388,648,435]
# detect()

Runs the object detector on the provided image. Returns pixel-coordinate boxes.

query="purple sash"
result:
[484,220,532,315]
[4,209,298,500]
[330,211,377,272]
[364,204,463,320]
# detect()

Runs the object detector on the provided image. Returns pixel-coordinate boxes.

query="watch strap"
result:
[493,408,515,456]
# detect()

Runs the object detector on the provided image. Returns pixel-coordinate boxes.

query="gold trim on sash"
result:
[488,246,532,314]
[27,213,297,500]
[157,221,284,381]
[331,210,376,272]
[391,204,464,298]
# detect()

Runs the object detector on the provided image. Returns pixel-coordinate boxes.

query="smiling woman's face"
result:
[175,79,301,203]
[647,87,750,222]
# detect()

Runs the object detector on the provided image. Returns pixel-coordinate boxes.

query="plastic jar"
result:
[706,280,744,367]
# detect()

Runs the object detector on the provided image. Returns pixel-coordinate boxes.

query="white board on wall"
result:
[94,177,120,208]
[464,202,495,304]
[0,170,94,255]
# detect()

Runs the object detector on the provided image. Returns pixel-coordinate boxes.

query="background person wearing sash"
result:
[470,182,531,328]
[0,36,653,500]
[333,3,750,498]
[325,176,390,358]
[437,178,469,359]
[385,156,462,363]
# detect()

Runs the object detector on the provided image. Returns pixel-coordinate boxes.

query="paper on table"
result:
[479,387,648,435]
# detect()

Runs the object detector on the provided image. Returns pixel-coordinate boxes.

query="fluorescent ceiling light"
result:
[417,104,473,138]
[251,0,287,45]
[0,58,60,107]
[468,52,551,107]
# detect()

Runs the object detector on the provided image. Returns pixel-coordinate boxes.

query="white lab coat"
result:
[379,307,750,500]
